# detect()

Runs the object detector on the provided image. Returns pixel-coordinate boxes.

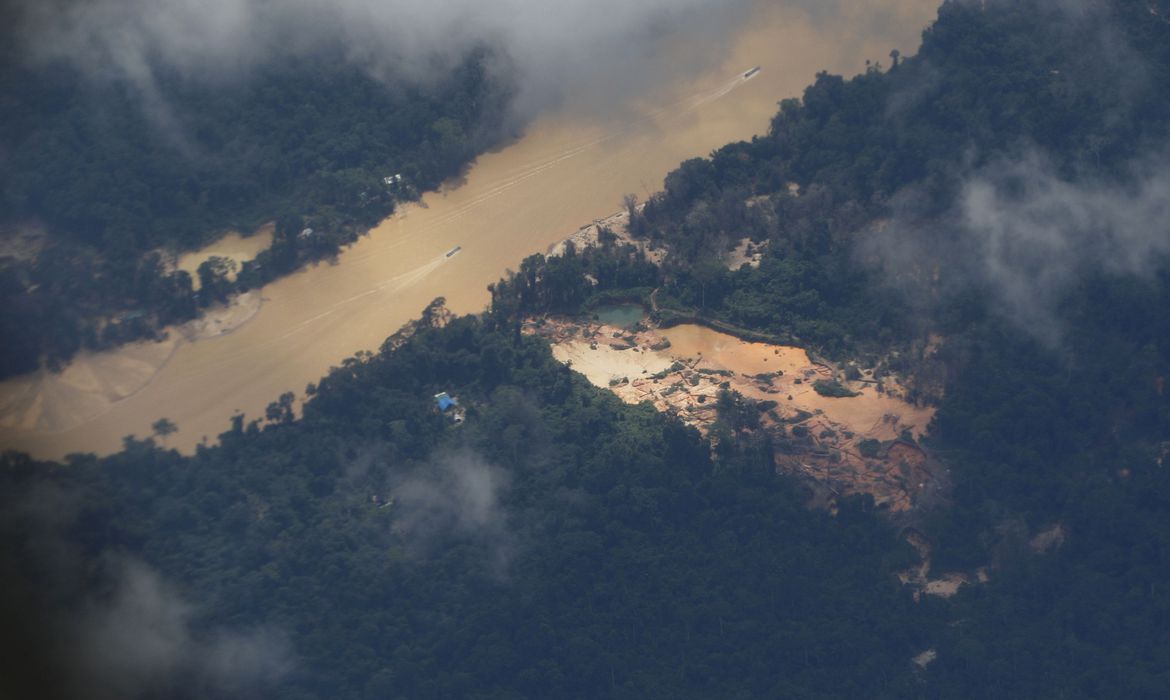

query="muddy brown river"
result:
[0,1,938,459]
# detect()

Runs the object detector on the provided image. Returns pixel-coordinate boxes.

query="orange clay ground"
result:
[525,316,939,513]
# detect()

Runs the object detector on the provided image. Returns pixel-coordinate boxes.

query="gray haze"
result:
[12,0,766,118]
[391,450,514,572]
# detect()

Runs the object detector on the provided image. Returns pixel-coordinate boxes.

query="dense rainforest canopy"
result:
[2,312,941,699]
[5,0,1170,697]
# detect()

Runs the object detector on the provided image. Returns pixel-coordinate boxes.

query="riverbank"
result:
[0,0,939,460]
[174,224,275,289]
[0,292,263,434]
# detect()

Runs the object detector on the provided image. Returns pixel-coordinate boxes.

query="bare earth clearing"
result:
[529,283,984,599]
[527,315,937,512]
[548,209,667,265]
[899,529,991,601]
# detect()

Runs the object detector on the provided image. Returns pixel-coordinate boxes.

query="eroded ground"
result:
[526,316,938,512]
[548,209,667,265]
[899,529,990,601]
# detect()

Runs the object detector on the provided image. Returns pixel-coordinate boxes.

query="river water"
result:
[0,0,938,459]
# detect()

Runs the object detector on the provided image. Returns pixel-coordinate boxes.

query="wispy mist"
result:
[861,0,1170,342]
[865,150,1170,342]
[77,558,291,700]
[391,450,514,573]
[963,152,1170,334]
[11,0,761,119]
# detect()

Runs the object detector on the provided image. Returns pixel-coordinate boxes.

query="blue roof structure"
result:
[434,392,457,411]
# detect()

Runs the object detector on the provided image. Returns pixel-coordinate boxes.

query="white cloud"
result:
[958,151,1170,337]
[13,0,760,117]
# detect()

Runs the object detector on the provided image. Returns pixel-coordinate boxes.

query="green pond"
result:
[593,303,646,329]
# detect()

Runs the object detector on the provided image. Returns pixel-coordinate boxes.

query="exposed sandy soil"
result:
[176,224,274,289]
[548,335,675,386]
[0,224,48,263]
[179,291,263,341]
[898,529,987,601]
[725,237,766,270]
[658,324,810,376]
[548,208,667,265]
[528,316,937,511]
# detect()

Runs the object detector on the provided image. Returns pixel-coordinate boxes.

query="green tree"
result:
[151,417,178,443]
[196,256,237,306]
